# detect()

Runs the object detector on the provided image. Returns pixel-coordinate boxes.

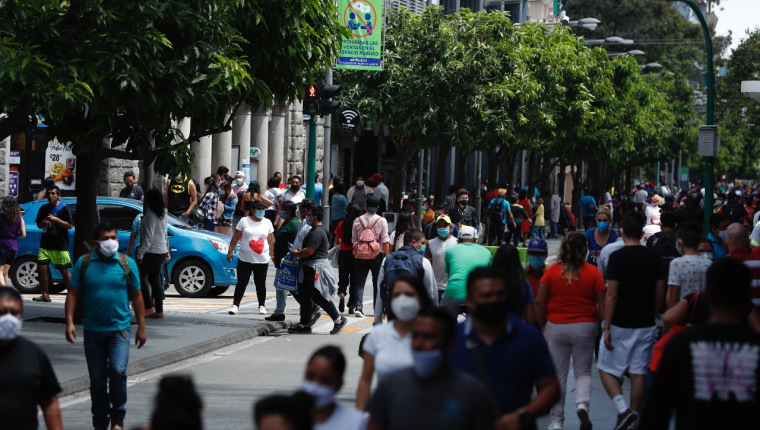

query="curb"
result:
[59,321,290,396]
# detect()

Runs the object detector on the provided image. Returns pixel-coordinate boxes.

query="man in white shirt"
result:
[281,175,306,205]
[424,215,458,304]
[231,171,246,195]
[370,173,389,208]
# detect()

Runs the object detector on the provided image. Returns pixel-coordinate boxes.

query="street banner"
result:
[336,0,384,71]
[8,168,18,197]
[45,139,76,190]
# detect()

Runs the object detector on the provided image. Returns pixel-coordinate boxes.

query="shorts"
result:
[597,325,656,377]
[0,246,16,266]
[38,248,73,270]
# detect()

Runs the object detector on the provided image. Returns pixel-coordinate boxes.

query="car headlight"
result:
[209,239,229,254]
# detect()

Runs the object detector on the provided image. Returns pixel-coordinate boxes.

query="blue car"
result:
[10,197,239,297]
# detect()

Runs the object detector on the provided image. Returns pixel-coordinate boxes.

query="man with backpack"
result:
[486,189,516,246]
[64,222,145,430]
[579,190,597,231]
[373,229,437,323]
[351,195,390,318]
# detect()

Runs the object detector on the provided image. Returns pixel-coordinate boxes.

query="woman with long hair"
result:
[200,176,219,232]
[390,213,413,251]
[491,244,534,322]
[584,206,617,267]
[356,274,433,410]
[0,196,25,286]
[334,204,360,314]
[215,181,236,235]
[234,181,273,231]
[535,232,605,430]
[263,177,282,225]
[137,188,170,318]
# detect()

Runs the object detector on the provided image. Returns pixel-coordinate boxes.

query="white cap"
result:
[235,171,244,177]
[459,225,477,240]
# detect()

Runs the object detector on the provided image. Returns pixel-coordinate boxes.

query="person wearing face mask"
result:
[449,188,478,228]
[346,176,368,209]
[374,230,437,324]
[536,233,605,430]
[424,215,458,305]
[231,171,246,195]
[351,196,391,318]
[530,195,546,240]
[583,207,618,267]
[524,238,548,324]
[200,176,219,232]
[264,177,283,225]
[301,346,366,430]
[357,275,434,410]
[441,226,491,314]
[368,307,498,430]
[227,200,275,315]
[136,188,170,318]
[0,287,63,430]
[450,267,560,430]
[119,171,144,201]
[165,173,197,222]
[66,222,146,430]
[665,222,710,309]
[215,181,237,235]
[265,201,300,322]
[707,213,729,260]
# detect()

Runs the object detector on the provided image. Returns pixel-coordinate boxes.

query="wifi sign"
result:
[337,108,361,131]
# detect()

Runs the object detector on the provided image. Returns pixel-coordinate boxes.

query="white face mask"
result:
[300,379,336,408]
[0,314,22,341]
[97,239,119,257]
[391,295,420,322]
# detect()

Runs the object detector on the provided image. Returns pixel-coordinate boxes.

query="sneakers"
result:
[354,309,365,318]
[111,422,124,430]
[264,313,285,321]
[614,409,636,430]
[32,295,51,303]
[258,305,267,314]
[146,312,164,319]
[347,306,355,315]
[330,317,348,335]
[288,323,312,334]
[311,311,322,326]
[144,307,155,315]
[338,296,345,313]
[547,421,563,430]
[228,305,239,315]
[577,404,592,430]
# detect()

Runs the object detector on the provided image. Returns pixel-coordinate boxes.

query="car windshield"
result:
[167,214,193,230]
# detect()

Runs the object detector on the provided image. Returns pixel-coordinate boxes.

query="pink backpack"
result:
[353,217,382,260]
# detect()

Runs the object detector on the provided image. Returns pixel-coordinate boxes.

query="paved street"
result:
[19,236,629,429]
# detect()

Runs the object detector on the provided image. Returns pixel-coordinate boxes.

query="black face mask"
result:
[471,301,508,325]
[459,200,468,206]
[291,185,300,192]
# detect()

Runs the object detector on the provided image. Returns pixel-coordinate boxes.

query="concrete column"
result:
[191,135,212,182]
[269,103,287,178]
[232,103,252,179]
[251,106,269,181]
[0,136,9,197]
[211,110,233,176]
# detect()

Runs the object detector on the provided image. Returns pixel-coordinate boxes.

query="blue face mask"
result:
[305,217,312,226]
[411,348,444,379]
[417,245,426,255]
[278,210,286,219]
[528,256,546,269]
[597,221,609,232]
[437,228,450,238]
[235,178,243,185]
[255,210,266,219]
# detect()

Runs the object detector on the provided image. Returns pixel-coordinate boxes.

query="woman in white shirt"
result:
[226,200,274,316]
[137,188,169,318]
[300,346,367,430]
[355,274,434,410]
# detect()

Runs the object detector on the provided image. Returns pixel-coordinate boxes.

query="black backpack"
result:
[381,246,425,314]
[490,198,505,223]
[647,231,680,272]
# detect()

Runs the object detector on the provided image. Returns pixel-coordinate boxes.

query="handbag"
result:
[327,245,340,269]
[650,293,699,371]
[277,253,299,293]
[188,206,205,225]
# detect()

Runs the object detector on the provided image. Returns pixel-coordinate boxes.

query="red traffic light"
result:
[307,84,319,99]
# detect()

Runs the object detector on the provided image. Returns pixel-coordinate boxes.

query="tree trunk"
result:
[456,150,468,190]
[487,148,498,185]
[558,160,567,202]
[435,144,451,201]
[73,148,102,260]
[570,164,583,222]
[392,142,416,212]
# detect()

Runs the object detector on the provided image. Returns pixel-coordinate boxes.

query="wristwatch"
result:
[517,408,534,428]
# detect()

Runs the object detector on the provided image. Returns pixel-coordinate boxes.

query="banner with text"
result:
[336,0,384,71]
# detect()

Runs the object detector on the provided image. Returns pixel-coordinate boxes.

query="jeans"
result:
[353,254,383,312]
[178,215,189,223]
[295,265,339,325]
[139,252,166,312]
[233,260,269,307]
[440,295,466,317]
[273,268,287,314]
[488,220,505,246]
[84,330,131,428]
[203,219,215,231]
[543,321,598,424]
[550,221,559,237]
[531,225,545,239]
[337,250,356,298]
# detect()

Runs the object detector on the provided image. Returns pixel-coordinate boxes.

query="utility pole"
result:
[322,68,333,223]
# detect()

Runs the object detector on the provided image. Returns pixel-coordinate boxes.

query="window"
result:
[98,204,140,231]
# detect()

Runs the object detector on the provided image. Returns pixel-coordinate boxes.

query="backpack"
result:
[74,252,133,324]
[490,198,505,223]
[214,199,224,219]
[584,199,597,214]
[353,216,382,260]
[647,231,680,273]
[381,247,425,313]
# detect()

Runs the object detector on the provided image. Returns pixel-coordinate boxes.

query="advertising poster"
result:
[336,0,384,71]
[45,139,76,190]
[8,168,18,197]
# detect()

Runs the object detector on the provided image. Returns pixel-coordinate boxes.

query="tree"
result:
[0,0,347,258]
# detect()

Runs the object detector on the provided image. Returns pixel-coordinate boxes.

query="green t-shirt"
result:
[444,243,493,300]
[273,218,301,268]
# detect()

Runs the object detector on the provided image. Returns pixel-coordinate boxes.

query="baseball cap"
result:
[459,225,477,240]
[235,171,245,177]
[435,215,452,225]
[369,173,383,182]
[527,238,548,253]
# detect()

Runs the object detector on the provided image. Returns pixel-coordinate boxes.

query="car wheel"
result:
[207,285,230,297]
[172,259,213,298]
[10,256,41,294]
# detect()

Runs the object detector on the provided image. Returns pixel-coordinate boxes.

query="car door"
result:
[98,203,141,254]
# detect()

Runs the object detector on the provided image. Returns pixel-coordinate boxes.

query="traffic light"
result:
[302,83,342,117]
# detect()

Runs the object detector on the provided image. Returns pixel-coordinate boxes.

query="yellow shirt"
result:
[535,204,545,226]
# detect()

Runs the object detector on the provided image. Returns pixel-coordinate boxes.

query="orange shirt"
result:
[540,262,605,324]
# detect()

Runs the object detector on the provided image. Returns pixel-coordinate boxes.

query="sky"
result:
[714,0,759,55]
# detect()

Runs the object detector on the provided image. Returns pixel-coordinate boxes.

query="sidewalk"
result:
[21,300,287,396]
